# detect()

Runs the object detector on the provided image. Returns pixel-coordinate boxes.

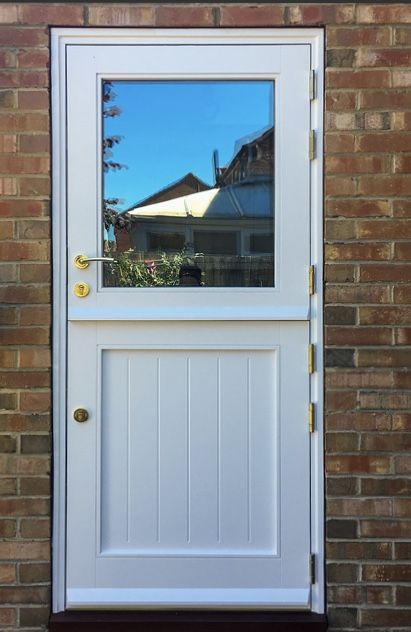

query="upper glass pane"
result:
[102,81,274,288]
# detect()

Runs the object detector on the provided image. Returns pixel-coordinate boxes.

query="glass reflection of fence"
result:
[104,252,274,288]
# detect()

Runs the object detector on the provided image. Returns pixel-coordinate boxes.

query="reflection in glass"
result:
[103,81,274,287]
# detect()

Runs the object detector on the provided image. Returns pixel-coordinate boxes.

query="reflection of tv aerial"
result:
[212,149,220,186]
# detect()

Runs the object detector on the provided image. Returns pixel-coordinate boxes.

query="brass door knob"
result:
[73,408,89,423]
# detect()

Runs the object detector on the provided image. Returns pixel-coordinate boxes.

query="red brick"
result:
[0,564,16,584]
[0,5,17,24]
[327,541,391,560]
[20,263,50,283]
[0,350,17,368]
[326,243,390,261]
[0,541,48,561]
[392,69,411,88]
[0,177,17,195]
[393,286,411,303]
[393,414,411,431]
[394,155,411,174]
[0,50,15,68]
[358,175,411,196]
[0,70,48,89]
[0,586,49,604]
[0,199,46,217]
[325,285,390,304]
[0,497,49,517]
[358,132,411,152]
[0,241,49,261]
[326,199,390,218]
[360,264,411,283]
[357,48,411,67]
[21,4,84,25]
[395,27,411,45]
[326,456,390,475]
[0,454,49,476]
[326,327,392,346]
[220,5,283,26]
[360,307,411,326]
[20,391,50,412]
[362,519,411,539]
[325,91,356,111]
[326,155,389,175]
[20,305,51,326]
[325,133,355,153]
[393,199,411,217]
[0,134,16,153]
[288,4,354,25]
[365,586,393,605]
[19,134,50,154]
[19,176,50,197]
[0,413,50,433]
[18,89,49,110]
[155,6,214,27]
[327,498,391,517]
[0,220,14,240]
[360,89,411,110]
[0,285,50,304]
[0,27,48,47]
[88,5,154,26]
[395,328,411,344]
[362,433,411,452]
[393,111,411,130]
[0,607,15,626]
[0,371,49,388]
[17,218,49,239]
[0,306,17,327]
[17,49,49,69]
[326,219,357,240]
[325,176,357,196]
[362,477,411,496]
[20,518,50,538]
[19,348,50,369]
[0,155,49,174]
[358,220,411,240]
[327,69,391,89]
[325,369,392,388]
[326,390,357,412]
[0,112,48,132]
[327,26,391,47]
[357,5,411,24]
[393,499,411,518]
[363,565,411,583]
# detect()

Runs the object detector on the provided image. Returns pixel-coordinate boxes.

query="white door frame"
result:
[51,27,324,614]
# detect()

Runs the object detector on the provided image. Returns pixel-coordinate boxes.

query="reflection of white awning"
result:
[129,182,272,220]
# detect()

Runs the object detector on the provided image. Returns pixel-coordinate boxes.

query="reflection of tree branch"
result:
[103,82,128,230]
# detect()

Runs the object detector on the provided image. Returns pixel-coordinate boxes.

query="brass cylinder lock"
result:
[73,281,90,298]
[73,408,89,423]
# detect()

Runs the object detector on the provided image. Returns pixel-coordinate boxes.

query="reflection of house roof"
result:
[126,172,211,213]
[129,181,272,220]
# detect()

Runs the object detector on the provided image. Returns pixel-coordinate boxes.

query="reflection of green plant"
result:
[106,251,195,287]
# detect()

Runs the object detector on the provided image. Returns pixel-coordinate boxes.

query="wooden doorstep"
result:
[49,610,328,631]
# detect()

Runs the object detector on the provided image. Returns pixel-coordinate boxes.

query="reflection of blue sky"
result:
[104,81,274,211]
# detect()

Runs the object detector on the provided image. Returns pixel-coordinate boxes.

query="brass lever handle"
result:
[74,254,116,269]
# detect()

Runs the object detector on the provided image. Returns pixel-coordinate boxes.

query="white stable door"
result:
[64,31,312,610]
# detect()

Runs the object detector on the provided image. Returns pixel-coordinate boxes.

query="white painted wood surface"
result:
[52,30,324,611]
[67,321,310,608]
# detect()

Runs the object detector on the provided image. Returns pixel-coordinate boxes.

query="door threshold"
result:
[49,610,328,631]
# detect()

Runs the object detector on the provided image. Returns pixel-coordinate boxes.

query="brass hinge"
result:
[310,553,316,584]
[308,402,315,433]
[309,69,316,100]
[308,343,315,374]
[309,130,317,160]
[308,265,315,295]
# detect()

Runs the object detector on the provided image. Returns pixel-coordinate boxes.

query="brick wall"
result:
[0,3,410,631]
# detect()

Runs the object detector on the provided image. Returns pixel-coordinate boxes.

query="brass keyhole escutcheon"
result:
[73,408,89,423]
[73,281,90,298]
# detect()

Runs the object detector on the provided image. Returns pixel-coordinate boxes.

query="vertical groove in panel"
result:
[186,357,191,544]
[247,357,252,544]
[217,357,221,543]
[156,357,161,544]
[127,357,131,543]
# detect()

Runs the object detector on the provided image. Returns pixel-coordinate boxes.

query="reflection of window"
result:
[194,231,238,255]
[249,233,273,254]
[148,232,185,252]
